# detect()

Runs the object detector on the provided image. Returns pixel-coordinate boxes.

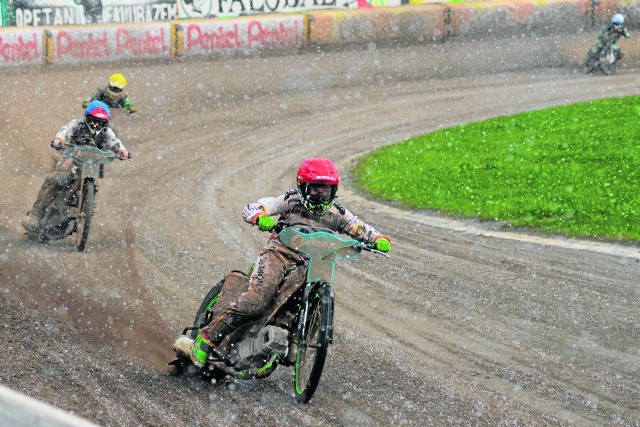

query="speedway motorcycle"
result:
[26,142,129,252]
[171,223,389,403]
[583,41,620,75]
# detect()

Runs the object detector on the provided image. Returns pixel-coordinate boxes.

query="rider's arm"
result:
[50,119,80,149]
[82,88,100,108]
[100,128,128,156]
[338,203,390,247]
[242,192,291,224]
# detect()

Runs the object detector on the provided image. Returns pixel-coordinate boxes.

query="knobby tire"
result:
[191,278,226,382]
[294,286,332,404]
[76,181,95,252]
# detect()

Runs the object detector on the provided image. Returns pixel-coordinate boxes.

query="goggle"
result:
[308,185,333,197]
[108,85,123,93]
[86,116,108,130]
[307,185,334,203]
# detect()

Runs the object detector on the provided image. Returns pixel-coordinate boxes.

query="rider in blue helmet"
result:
[21,100,129,232]
[585,13,630,73]
[84,100,111,136]
[85,99,111,116]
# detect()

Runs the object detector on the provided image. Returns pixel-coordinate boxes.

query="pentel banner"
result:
[46,23,171,64]
[182,16,304,54]
[0,28,42,66]
[13,0,177,27]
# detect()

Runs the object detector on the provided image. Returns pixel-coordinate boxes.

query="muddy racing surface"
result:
[1,34,638,426]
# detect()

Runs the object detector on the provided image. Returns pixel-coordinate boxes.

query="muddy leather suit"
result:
[199,189,387,347]
[28,119,126,220]
[590,23,630,56]
[84,86,135,111]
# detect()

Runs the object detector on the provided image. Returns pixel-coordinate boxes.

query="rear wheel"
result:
[191,278,225,339]
[191,278,227,383]
[294,286,332,403]
[75,181,95,252]
[599,48,616,76]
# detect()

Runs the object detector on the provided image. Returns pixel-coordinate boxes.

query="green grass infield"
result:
[353,96,640,243]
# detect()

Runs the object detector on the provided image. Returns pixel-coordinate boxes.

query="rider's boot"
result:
[21,180,58,231]
[173,333,216,368]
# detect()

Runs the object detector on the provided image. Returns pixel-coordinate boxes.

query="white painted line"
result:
[0,385,100,427]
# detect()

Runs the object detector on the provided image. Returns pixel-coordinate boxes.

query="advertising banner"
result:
[0,27,41,65]
[13,0,177,27]
[177,0,398,19]
[46,23,171,64]
[182,15,303,54]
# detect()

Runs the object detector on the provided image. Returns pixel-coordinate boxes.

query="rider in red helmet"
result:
[174,157,392,367]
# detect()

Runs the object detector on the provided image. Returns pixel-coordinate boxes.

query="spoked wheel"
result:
[75,181,95,252]
[294,286,332,403]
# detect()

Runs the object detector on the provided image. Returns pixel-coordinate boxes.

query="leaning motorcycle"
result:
[26,142,129,252]
[171,223,389,403]
[583,42,620,75]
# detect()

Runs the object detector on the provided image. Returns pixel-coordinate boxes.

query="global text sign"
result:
[178,0,341,18]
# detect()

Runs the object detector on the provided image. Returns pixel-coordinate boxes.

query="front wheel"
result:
[75,181,95,252]
[294,286,333,403]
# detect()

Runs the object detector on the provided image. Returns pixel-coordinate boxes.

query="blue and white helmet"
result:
[84,100,110,135]
[612,13,624,25]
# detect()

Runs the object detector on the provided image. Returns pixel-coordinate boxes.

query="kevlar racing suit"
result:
[82,86,136,114]
[199,189,389,348]
[590,23,630,59]
[24,119,127,225]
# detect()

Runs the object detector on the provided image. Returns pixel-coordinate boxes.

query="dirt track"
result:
[1,34,639,426]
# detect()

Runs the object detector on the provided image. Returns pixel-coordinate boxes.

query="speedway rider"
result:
[21,100,129,232]
[173,157,392,367]
[587,13,630,63]
[82,73,137,115]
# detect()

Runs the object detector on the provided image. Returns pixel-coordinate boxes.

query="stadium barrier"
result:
[1,0,638,66]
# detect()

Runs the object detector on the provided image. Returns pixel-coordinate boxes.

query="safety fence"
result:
[2,0,639,67]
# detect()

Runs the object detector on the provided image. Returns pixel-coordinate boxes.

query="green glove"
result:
[256,215,275,232]
[82,100,90,109]
[374,237,391,252]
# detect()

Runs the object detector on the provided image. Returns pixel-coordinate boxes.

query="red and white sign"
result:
[0,29,42,66]
[183,16,304,55]
[47,23,171,64]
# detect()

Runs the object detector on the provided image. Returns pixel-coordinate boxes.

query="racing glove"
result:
[116,149,130,159]
[255,214,275,232]
[374,236,391,252]
[50,137,67,150]
[82,100,90,109]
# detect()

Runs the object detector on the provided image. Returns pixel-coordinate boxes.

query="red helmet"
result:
[296,158,340,215]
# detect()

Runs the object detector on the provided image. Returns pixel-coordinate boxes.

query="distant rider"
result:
[82,73,137,115]
[21,101,129,231]
[586,13,630,65]
[173,157,392,367]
